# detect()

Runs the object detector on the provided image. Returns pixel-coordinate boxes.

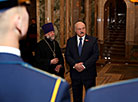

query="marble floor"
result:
[64,62,138,102]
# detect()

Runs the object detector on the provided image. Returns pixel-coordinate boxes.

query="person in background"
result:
[20,18,38,65]
[27,18,37,53]
[19,35,33,65]
[65,21,99,102]
[0,0,70,102]
[35,22,65,78]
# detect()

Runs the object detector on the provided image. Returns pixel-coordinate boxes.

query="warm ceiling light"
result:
[130,0,138,2]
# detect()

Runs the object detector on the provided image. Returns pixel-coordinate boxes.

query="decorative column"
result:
[51,0,54,23]
[85,0,92,35]
[36,0,40,41]
[70,0,74,38]
[97,0,104,41]
[126,1,135,43]
[46,0,52,23]
[65,0,70,45]
[36,0,45,40]
[94,0,98,37]
[72,0,80,27]
[60,0,65,47]
[135,4,138,43]
[125,0,136,59]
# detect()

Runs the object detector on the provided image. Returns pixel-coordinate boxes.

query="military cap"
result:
[0,0,30,11]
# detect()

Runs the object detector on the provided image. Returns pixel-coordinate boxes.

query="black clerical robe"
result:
[35,37,65,78]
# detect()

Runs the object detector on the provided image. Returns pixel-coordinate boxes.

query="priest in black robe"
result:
[35,23,65,78]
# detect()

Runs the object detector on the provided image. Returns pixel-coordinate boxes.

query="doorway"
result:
[103,0,126,61]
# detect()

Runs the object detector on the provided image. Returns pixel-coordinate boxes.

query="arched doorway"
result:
[103,0,127,61]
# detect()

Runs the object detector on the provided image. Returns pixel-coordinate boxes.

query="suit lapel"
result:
[81,35,89,56]
[72,36,79,56]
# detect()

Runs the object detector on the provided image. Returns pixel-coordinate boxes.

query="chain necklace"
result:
[43,38,56,58]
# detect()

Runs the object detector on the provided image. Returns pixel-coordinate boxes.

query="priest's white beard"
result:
[46,35,55,41]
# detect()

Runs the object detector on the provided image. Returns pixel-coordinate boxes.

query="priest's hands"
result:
[51,58,62,73]
[50,58,59,64]
[55,64,62,73]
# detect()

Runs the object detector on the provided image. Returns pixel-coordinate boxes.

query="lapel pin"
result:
[85,39,89,42]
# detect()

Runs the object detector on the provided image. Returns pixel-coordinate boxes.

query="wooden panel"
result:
[65,0,70,45]
[85,0,92,35]
[60,0,65,47]
[51,0,54,23]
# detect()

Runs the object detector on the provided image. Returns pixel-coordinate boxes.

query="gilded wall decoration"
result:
[80,0,85,21]
[39,0,45,39]
[53,0,60,43]
[80,0,95,36]
[91,1,95,35]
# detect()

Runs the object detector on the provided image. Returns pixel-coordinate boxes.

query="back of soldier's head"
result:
[0,0,30,37]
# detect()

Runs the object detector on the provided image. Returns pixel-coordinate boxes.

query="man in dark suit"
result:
[65,21,99,102]
[35,23,65,78]
[0,0,70,102]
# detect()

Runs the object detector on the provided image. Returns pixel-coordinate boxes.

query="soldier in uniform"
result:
[0,0,70,102]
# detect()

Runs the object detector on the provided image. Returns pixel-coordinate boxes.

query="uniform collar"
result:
[0,46,21,56]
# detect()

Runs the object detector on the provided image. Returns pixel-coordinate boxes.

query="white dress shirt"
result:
[0,46,21,56]
[73,35,86,69]
[77,35,85,47]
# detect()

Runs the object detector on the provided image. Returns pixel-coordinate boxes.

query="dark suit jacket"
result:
[0,53,70,102]
[65,35,99,80]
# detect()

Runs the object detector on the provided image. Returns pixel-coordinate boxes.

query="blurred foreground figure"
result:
[85,78,138,102]
[0,0,70,102]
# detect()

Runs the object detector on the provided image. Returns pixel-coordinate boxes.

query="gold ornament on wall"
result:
[130,0,138,2]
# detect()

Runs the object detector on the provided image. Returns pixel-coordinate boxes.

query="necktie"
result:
[78,37,82,56]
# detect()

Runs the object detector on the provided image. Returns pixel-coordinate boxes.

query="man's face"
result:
[45,31,55,41]
[32,19,36,24]
[75,22,86,37]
